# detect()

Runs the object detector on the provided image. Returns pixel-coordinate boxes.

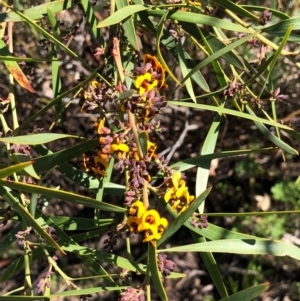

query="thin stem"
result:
[23,227,33,295]
[7,21,19,129]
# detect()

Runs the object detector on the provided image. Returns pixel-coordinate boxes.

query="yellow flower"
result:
[91,80,101,88]
[164,172,195,213]
[95,118,106,134]
[129,201,146,219]
[170,171,182,189]
[158,217,168,235]
[137,209,161,232]
[110,143,130,153]
[127,216,142,233]
[135,73,151,89]
[164,187,175,203]
[142,54,167,89]
[135,72,159,96]
[142,224,162,243]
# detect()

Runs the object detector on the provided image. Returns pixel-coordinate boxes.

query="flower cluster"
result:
[81,54,196,245]
[164,171,195,213]
[127,201,168,244]
[157,254,176,278]
[82,118,130,177]
[191,214,208,229]
[78,78,115,112]
[118,287,145,301]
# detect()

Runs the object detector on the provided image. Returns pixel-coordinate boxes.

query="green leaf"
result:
[156,10,181,86]
[6,4,93,73]
[241,5,289,20]
[0,179,126,213]
[0,133,82,145]
[0,0,80,22]
[51,286,127,296]
[0,185,66,255]
[219,283,270,301]
[203,32,245,70]
[116,0,139,50]
[160,239,300,260]
[177,39,196,102]
[258,25,293,98]
[169,148,275,172]
[180,31,259,86]
[0,297,46,301]
[167,101,291,130]
[97,4,149,28]
[51,216,114,230]
[148,9,253,33]
[47,8,62,120]
[148,244,168,301]
[60,242,146,273]
[81,0,102,40]
[10,154,40,179]
[13,67,102,135]
[0,39,38,96]
[262,16,300,34]
[33,139,99,173]
[0,161,33,178]
[212,0,258,20]
[245,106,298,155]
[138,131,149,157]
[187,222,266,241]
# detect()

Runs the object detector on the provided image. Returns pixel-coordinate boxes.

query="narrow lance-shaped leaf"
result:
[177,39,196,102]
[219,283,270,301]
[245,105,298,155]
[0,0,80,22]
[0,185,66,255]
[0,133,84,145]
[0,179,126,213]
[97,4,149,28]
[116,0,139,51]
[148,243,168,301]
[0,39,38,96]
[0,161,33,178]
[159,239,300,261]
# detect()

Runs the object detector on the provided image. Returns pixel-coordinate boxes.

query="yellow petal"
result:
[135,73,151,88]
[137,222,151,232]
[164,189,173,202]
[96,118,106,134]
[118,143,129,152]
[142,225,161,242]
[146,79,158,92]
[176,185,187,199]
[130,201,146,218]
[171,171,182,189]
[91,80,101,88]
[139,86,146,96]
[159,217,169,229]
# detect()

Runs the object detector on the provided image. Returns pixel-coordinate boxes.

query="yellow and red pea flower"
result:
[164,172,195,213]
[129,201,146,218]
[135,55,167,96]
[127,202,168,244]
